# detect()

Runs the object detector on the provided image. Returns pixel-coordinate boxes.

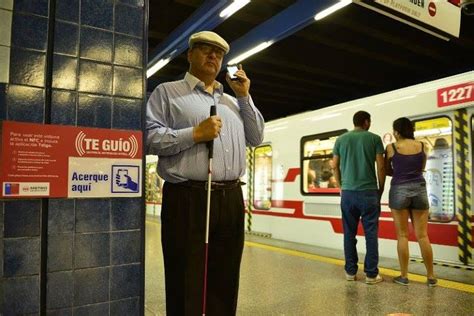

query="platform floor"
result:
[145,217,474,315]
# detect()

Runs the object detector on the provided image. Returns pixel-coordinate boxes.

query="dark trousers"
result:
[161,181,245,316]
[341,190,380,278]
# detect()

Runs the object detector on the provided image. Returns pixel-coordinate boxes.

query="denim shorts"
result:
[389,181,429,210]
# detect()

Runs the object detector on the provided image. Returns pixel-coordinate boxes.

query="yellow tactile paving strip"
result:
[245,241,474,294]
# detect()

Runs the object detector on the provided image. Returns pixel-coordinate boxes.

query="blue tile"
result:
[81,0,113,30]
[74,302,109,316]
[78,60,112,95]
[116,0,144,7]
[56,0,79,22]
[77,93,112,128]
[48,199,75,233]
[9,49,46,87]
[52,55,78,90]
[111,231,140,265]
[0,83,6,120]
[47,309,73,316]
[3,276,40,314]
[14,0,48,16]
[80,27,112,62]
[112,97,141,130]
[51,90,77,125]
[47,271,73,309]
[4,238,40,276]
[74,233,110,268]
[110,297,139,316]
[54,22,79,56]
[115,4,143,38]
[114,34,142,68]
[11,13,48,50]
[111,198,141,230]
[113,66,143,98]
[73,267,109,306]
[6,85,44,123]
[4,200,41,237]
[75,198,110,232]
[48,234,73,271]
[110,264,140,300]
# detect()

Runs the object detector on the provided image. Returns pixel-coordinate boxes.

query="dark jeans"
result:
[161,181,245,316]
[341,190,380,278]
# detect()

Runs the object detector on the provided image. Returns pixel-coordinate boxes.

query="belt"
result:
[179,179,243,190]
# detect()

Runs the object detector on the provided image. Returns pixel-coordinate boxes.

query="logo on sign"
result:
[75,132,139,158]
[428,2,436,17]
[111,165,140,193]
[4,183,19,195]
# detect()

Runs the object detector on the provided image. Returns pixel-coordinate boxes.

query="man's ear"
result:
[187,49,192,63]
[364,119,371,129]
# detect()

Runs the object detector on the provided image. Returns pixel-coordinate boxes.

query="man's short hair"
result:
[353,111,371,127]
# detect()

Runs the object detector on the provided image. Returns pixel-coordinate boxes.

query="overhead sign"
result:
[1,121,142,198]
[355,0,461,38]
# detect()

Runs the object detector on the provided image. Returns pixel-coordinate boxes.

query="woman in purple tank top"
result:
[385,117,437,287]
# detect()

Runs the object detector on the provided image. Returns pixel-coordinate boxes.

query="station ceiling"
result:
[147,0,474,121]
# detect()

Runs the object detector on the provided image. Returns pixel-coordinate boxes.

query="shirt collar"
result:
[185,72,223,95]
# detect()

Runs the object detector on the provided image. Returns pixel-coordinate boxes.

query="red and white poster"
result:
[0,121,142,198]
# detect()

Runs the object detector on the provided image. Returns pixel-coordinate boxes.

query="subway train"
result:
[243,71,473,265]
[146,71,473,265]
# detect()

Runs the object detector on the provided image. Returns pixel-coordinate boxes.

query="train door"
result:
[413,109,473,264]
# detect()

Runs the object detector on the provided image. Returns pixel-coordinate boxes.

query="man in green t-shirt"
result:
[333,111,386,284]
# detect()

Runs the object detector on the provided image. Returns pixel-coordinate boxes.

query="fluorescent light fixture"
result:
[375,95,416,106]
[220,0,250,19]
[314,0,352,21]
[147,58,171,78]
[227,41,272,65]
[265,126,288,133]
[304,113,341,121]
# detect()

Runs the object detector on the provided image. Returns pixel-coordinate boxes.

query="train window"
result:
[414,117,454,222]
[253,145,272,210]
[301,130,346,194]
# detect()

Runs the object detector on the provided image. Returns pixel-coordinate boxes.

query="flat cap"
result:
[188,31,230,54]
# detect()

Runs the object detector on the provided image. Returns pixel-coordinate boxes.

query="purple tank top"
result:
[391,142,426,185]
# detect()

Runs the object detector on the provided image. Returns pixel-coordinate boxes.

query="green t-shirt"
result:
[333,129,384,191]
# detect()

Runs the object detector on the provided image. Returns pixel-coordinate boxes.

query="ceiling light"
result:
[314,0,352,21]
[220,0,251,19]
[146,58,171,78]
[227,41,272,65]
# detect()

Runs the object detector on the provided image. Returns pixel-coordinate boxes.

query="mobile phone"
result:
[117,169,128,185]
[227,65,239,80]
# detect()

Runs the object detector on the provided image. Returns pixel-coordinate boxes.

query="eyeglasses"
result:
[194,43,225,58]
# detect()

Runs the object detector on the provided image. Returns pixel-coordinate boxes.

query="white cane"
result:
[202,105,216,316]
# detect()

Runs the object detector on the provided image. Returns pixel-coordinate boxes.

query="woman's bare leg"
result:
[411,210,435,279]
[391,209,410,277]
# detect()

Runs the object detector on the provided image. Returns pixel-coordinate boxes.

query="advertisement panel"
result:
[0,121,142,198]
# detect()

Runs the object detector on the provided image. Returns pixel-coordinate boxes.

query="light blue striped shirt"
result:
[146,72,265,183]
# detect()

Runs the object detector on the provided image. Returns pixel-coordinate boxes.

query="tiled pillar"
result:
[0,0,147,314]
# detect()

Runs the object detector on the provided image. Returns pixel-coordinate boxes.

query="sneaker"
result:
[365,274,383,284]
[345,273,357,281]
[427,278,438,287]
[393,276,409,286]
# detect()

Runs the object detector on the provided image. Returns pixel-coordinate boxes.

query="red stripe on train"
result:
[284,168,300,182]
[251,200,458,246]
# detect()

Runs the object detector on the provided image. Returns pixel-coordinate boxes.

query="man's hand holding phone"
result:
[226,64,250,98]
